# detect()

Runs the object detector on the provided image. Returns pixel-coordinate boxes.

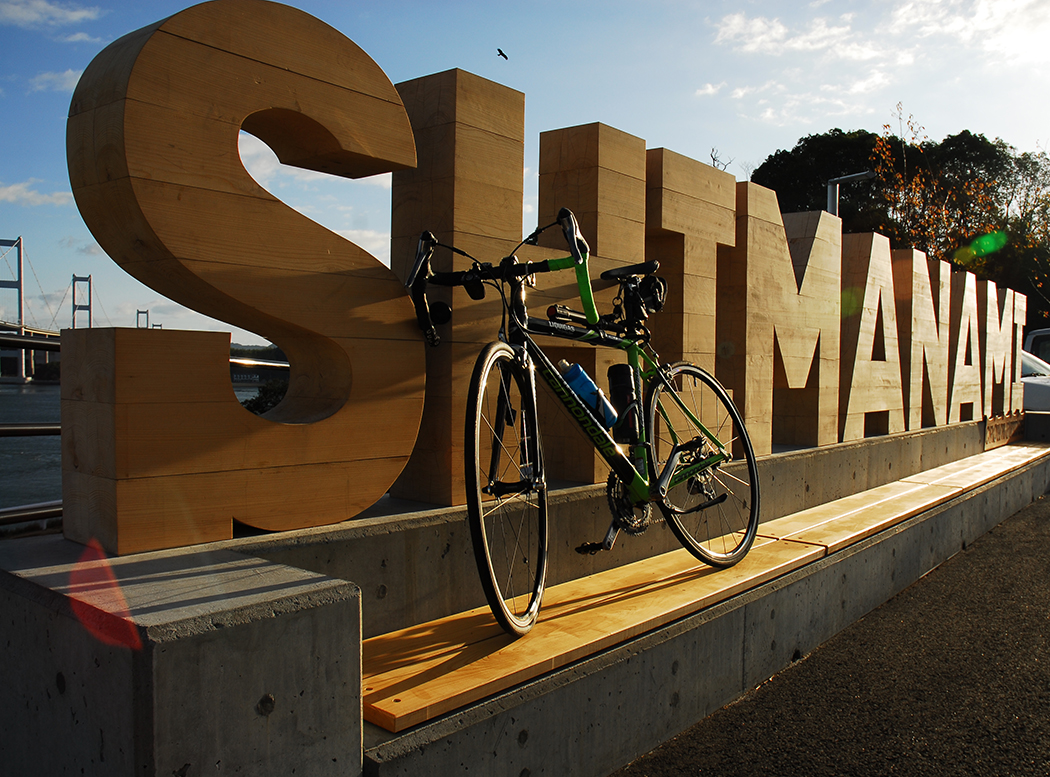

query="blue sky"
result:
[2,0,1050,344]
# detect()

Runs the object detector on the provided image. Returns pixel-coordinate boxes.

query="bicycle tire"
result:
[465,342,548,636]
[645,362,760,567]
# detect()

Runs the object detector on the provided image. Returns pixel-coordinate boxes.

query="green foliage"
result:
[241,378,288,415]
[751,128,884,231]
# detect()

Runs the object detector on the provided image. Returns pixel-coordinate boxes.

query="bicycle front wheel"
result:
[465,342,548,636]
[646,362,759,567]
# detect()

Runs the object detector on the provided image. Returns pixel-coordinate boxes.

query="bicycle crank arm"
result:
[575,524,621,555]
[655,449,682,499]
[678,492,728,515]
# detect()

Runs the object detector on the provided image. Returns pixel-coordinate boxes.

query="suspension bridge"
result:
[0,236,106,382]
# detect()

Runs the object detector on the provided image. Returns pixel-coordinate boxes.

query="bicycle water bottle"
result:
[557,360,617,428]
[607,363,638,444]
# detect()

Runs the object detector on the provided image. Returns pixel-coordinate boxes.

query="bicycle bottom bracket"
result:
[606,470,651,535]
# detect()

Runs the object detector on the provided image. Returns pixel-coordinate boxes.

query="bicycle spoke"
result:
[647,362,759,568]
[466,343,548,636]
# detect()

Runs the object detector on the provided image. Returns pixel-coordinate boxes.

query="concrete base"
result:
[0,419,1039,776]
[0,543,361,777]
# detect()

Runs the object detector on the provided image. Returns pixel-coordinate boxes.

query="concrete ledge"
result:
[361,450,1050,777]
[0,542,362,777]
[230,420,987,638]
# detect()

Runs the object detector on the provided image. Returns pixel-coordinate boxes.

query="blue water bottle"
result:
[557,360,617,428]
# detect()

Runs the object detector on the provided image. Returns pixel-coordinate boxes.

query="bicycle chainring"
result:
[606,470,652,535]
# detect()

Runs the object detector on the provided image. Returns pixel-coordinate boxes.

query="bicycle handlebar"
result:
[406,208,593,347]
[406,231,443,346]
[557,207,589,265]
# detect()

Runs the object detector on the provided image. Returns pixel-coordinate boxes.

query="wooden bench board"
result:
[362,442,1050,732]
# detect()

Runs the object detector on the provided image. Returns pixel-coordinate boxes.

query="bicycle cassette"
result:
[606,470,652,535]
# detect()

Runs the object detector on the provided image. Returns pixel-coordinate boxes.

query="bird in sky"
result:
[497,48,508,60]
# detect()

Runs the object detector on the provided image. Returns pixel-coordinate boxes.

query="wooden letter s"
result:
[64,0,424,553]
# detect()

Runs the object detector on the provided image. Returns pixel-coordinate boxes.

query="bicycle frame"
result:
[406,210,732,512]
[504,269,731,512]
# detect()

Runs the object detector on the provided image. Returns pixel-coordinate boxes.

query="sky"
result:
[2,0,1050,345]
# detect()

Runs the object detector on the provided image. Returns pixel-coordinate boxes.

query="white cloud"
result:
[238,131,394,188]
[239,132,331,186]
[28,68,80,92]
[881,0,1050,64]
[59,235,101,254]
[336,228,390,265]
[60,30,100,43]
[714,12,874,60]
[0,0,100,27]
[714,13,789,53]
[731,81,783,100]
[848,71,890,94]
[0,180,72,206]
[695,81,727,97]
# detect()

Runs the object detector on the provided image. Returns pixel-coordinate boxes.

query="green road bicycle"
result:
[407,208,760,636]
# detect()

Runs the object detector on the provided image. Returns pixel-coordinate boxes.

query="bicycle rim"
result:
[646,362,759,567]
[465,342,548,636]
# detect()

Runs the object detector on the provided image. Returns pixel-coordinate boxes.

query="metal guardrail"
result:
[0,331,61,351]
[0,500,62,527]
[0,423,61,437]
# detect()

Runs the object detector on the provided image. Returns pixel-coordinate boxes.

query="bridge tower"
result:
[0,237,25,381]
[72,274,92,329]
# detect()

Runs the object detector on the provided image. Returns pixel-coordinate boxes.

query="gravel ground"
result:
[612,494,1050,777]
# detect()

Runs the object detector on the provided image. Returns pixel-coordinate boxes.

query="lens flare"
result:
[954,231,1008,265]
[841,287,864,318]
[68,538,143,650]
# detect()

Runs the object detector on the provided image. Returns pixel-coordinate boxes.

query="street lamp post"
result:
[826,170,877,216]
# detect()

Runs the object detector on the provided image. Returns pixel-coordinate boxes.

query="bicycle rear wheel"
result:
[465,342,548,636]
[646,362,759,567]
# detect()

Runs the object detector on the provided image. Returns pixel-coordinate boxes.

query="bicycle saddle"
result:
[599,260,660,281]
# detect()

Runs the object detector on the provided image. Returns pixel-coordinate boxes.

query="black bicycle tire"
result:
[645,361,760,567]
[464,342,548,636]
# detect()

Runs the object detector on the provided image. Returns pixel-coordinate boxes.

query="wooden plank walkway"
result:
[362,442,1049,733]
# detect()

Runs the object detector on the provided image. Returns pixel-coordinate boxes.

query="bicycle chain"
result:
[606,470,652,535]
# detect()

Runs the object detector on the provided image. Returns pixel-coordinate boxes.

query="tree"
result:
[752,118,1050,328]
[751,129,883,231]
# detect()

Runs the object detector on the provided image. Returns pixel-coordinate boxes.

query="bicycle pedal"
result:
[575,541,605,556]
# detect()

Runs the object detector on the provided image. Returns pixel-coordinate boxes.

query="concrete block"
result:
[364,604,747,777]
[0,536,360,777]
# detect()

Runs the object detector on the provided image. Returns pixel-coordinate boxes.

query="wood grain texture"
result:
[948,270,984,423]
[645,148,736,371]
[64,0,424,553]
[892,250,950,430]
[978,280,1016,417]
[839,233,906,442]
[388,70,535,505]
[718,187,841,455]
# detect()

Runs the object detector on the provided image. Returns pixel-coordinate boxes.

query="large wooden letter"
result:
[839,233,906,441]
[948,271,984,423]
[388,70,529,504]
[978,280,1016,417]
[892,250,950,430]
[536,123,647,483]
[1013,293,1027,410]
[718,189,840,456]
[64,0,423,554]
[644,149,736,371]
